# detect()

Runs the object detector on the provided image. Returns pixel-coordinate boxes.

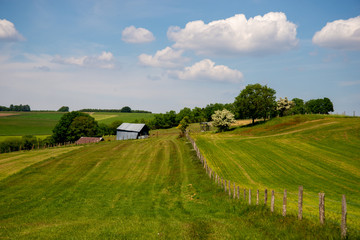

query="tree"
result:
[290,98,305,115]
[211,109,236,132]
[305,97,334,114]
[233,84,276,124]
[277,97,294,117]
[177,116,190,137]
[58,106,69,112]
[121,106,132,112]
[52,111,98,143]
[67,116,100,142]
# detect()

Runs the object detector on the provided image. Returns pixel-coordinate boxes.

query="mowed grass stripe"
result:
[193,116,360,231]
[0,132,355,239]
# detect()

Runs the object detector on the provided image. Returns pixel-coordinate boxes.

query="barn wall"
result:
[116,131,138,140]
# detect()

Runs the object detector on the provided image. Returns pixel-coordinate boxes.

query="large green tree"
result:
[305,97,334,114]
[233,84,276,124]
[52,111,99,143]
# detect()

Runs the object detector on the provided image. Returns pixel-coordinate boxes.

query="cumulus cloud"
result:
[138,47,189,68]
[170,59,243,83]
[313,16,360,50]
[122,26,155,43]
[167,12,298,56]
[0,19,25,41]
[53,51,115,69]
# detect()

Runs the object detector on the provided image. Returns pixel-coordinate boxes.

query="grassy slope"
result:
[0,131,343,239]
[193,115,360,234]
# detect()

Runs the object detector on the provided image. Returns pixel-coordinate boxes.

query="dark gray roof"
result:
[117,123,146,132]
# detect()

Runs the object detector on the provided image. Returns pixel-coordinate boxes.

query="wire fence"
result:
[186,132,359,239]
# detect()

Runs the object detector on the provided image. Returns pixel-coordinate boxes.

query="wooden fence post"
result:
[228,181,231,198]
[249,189,251,205]
[264,189,268,205]
[237,186,240,200]
[256,189,259,205]
[243,189,246,201]
[233,183,236,199]
[298,186,303,220]
[341,195,347,239]
[283,189,287,217]
[319,193,325,224]
[271,190,275,213]
[224,180,227,192]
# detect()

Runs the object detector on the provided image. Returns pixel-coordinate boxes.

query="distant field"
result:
[0,112,64,136]
[90,112,154,125]
[0,130,343,239]
[0,112,154,139]
[193,115,360,233]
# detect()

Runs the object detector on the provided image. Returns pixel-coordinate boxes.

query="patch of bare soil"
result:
[0,113,19,117]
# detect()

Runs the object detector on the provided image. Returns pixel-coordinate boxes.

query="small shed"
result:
[75,137,104,145]
[116,123,149,140]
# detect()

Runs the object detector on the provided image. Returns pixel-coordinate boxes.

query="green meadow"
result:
[192,115,360,234]
[0,112,154,140]
[0,130,346,239]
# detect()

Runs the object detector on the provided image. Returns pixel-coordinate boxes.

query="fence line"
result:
[186,132,352,239]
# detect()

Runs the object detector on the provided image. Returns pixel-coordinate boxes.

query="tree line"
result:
[78,106,152,113]
[145,83,334,129]
[0,104,31,111]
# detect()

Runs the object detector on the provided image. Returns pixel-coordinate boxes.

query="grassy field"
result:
[0,129,344,239]
[192,115,360,235]
[0,112,154,140]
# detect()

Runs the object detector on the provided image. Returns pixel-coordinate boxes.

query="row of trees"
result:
[78,106,152,113]
[0,135,54,153]
[0,104,31,111]
[145,84,334,130]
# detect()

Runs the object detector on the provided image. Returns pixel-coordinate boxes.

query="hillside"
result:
[0,129,345,239]
[193,115,360,234]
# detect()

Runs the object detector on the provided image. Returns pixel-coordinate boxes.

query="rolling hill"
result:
[192,115,360,234]
[0,125,347,239]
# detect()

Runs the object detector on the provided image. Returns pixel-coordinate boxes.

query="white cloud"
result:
[138,47,189,68]
[313,16,360,50]
[0,19,25,41]
[122,26,155,43]
[52,51,115,69]
[170,59,243,83]
[167,12,298,56]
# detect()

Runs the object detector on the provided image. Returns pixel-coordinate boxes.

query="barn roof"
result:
[75,137,104,144]
[117,123,147,133]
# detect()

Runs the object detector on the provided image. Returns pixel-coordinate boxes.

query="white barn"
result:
[116,123,150,140]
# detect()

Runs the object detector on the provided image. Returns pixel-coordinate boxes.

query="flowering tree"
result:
[211,109,236,132]
[277,97,294,117]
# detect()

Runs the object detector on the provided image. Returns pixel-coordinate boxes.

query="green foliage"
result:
[52,111,99,143]
[234,84,277,123]
[305,97,334,114]
[67,115,100,142]
[290,98,306,115]
[0,135,55,153]
[120,106,132,112]
[57,106,69,112]
[177,116,190,137]
[211,109,236,132]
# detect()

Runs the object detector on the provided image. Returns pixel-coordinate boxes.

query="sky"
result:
[0,0,359,114]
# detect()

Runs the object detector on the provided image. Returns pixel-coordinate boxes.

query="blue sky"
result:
[0,0,359,114]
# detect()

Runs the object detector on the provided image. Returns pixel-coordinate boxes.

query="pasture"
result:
[192,115,360,234]
[0,129,344,239]
[0,112,154,140]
